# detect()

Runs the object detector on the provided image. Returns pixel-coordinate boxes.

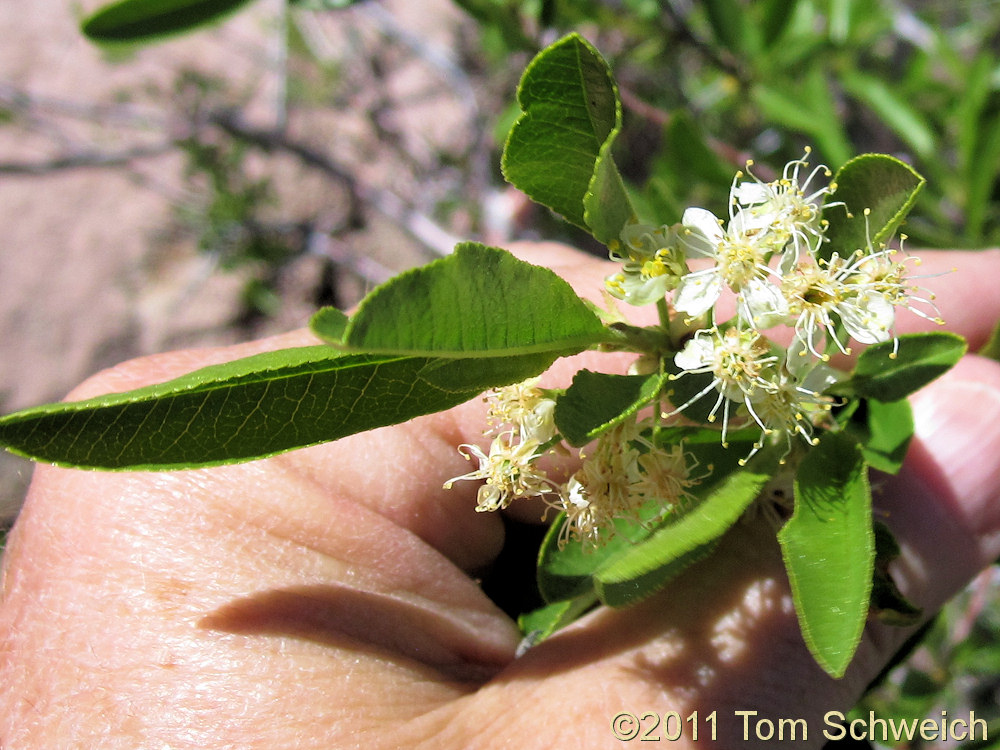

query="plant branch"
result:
[206,108,460,255]
[659,1,748,85]
[0,142,177,175]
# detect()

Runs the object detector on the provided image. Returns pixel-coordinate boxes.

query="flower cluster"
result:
[443,377,558,513]
[609,149,940,450]
[444,379,697,548]
[446,149,941,548]
[560,418,697,547]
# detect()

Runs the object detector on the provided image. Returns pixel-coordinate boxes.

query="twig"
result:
[659,1,747,85]
[356,3,492,215]
[272,0,290,133]
[617,86,768,178]
[0,81,166,131]
[0,142,177,175]
[207,108,460,255]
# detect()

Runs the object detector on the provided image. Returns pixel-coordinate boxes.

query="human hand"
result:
[3,242,1000,748]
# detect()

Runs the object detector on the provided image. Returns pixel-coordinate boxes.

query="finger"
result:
[898,248,1000,348]
[869,354,1000,609]
[418,354,1000,747]
[53,245,632,572]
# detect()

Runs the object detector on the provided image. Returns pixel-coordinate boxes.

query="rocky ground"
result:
[0,0,511,519]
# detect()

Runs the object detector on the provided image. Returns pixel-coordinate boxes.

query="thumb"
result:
[872,353,1000,614]
[428,354,1000,748]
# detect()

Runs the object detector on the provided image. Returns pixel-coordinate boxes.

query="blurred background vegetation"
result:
[4,0,1000,746]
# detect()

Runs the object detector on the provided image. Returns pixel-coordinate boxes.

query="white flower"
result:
[632,443,698,509]
[486,378,558,443]
[672,150,842,329]
[670,327,779,445]
[557,474,613,548]
[781,252,896,358]
[846,235,946,347]
[732,148,839,267]
[673,327,778,401]
[673,207,789,328]
[746,343,839,452]
[444,430,554,512]
[605,222,688,306]
[554,421,643,547]
[551,416,702,549]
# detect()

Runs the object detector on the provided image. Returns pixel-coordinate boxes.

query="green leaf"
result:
[703,0,748,53]
[752,72,852,168]
[662,361,722,425]
[501,34,633,243]
[288,0,361,8]
[593,444,780,607]
[448,0,535,51]
[779,432,873,678]
[536,507,657,604]
[339,242,611,357]
[0,347,556,470]
[836,332,967,402]
[964,113,1000,242]
[760,0,799,47]
[641,111,734,224]
[842,397,914,474]
[585,137,634,244]
[554,370,668,447]
[517,593,598,646]
[870,522,922,627]
[823,154,925,259]
[310,306,349,344]
[82,0,256,44]
[979,315,1000,363]
[955,53,995,179]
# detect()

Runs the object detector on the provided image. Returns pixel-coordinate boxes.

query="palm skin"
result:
[2,243,1000,748]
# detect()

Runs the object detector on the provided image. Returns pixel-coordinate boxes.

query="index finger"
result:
[892,248,1000,348]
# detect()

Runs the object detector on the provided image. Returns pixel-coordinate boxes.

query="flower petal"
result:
[681,206,723,255]
[674,335,713,371]
[740,278,789,329]
[674,270,723,317]
[840,292,895,344]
